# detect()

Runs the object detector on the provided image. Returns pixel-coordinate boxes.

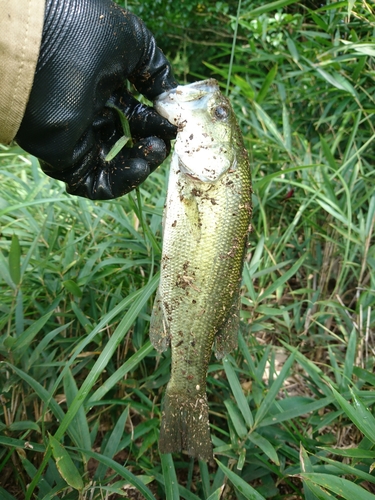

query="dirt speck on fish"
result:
[151,79,252,461]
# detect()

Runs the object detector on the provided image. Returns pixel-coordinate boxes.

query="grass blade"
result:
[248,432,279,465]
[258,255,307,302]
[63,370,91,453]
[225,0,242,96]
[12,310,54,352]
[301,473,375,500]
[94,407,129,481]
[104,136,130,162]
[254,350,297,427]
[79,449,157,500]
[0,488,17,500]
[303,481,337,500]
[161,453,180,500]
[223,356,253,428]
[206,487,225,500]
[224,399,247,439]
[9,234,21,286]
[257,65,278,104]
[216,459,266,500]
[49,434,83,491]
[199,460,211,498]
[342,328,357,390]
[331,386,375,445]
[243,0,299,17]
[88,341,154,403]
[26,274,159,499]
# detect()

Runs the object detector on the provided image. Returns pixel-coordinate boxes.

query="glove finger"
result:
[129,136,168,172]
[108,91,177,141]
[130,105,177,141]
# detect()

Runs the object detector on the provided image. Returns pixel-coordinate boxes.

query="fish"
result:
[150,79,252,461]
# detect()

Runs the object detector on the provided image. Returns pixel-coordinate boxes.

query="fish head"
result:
[155,80,237,182]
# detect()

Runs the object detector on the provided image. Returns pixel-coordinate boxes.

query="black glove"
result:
[16,0,178,200]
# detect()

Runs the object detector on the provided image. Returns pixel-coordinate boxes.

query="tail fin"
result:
[159,390,213,461]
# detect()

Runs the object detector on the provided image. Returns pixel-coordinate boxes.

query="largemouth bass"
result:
[151,79,252,461]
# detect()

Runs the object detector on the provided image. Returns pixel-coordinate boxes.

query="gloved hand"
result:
[16,0,178,200]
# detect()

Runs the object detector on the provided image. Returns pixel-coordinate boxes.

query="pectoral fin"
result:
[182,192,201,242]
[149,288,170,352]
[214,293,240,359]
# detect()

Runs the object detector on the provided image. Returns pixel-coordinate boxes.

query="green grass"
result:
[1,0,375,498]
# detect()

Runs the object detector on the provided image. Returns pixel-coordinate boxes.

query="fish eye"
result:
[214,105,229,120]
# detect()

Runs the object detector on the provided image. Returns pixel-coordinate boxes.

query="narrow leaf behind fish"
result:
[151,79,252,461]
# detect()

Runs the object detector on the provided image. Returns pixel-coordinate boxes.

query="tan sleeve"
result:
[0,0,45,144]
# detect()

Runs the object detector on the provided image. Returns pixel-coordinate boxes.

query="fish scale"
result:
[150,79,252,460]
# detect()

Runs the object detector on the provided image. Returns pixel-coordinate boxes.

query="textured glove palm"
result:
[16,0,178,199]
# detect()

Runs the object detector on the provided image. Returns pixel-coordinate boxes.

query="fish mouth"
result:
[156,79,220,104]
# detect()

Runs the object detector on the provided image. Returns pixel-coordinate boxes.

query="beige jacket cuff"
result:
[0,0,45,144]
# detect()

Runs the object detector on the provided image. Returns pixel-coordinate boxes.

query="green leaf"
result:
[317,455,375,485]
[9,234,21,286]
[106,101,133,145]
[342,328,357,389]
[16,452,53,498]
[7,421,40,433]
[331,386,375,444]
[259,396,336,427]
[88,341,154,403]
[300,445,320,500]
[348,0,356,18]
[63,370,91,453]
[232,75,255,99]
[216,460,266,500]
[301,473,375,500]
[62,279,82,298]
[105,135,130,162]
[56,275,159,439]
[199,460,211,498]
[314,67,357,96]
[0,197,67,218]
[161,453,180,500]
[1,362,82,445]
[257,65,278,104]
[79,448,157,500]
[321,447,375,459]
[258,254,307,302]
[12,310,54,351]
[94,407,129,481]
[206,487,225,500]
[303,481,337,500]
[0,435,45,453]
[243,0,299,17]
[253,102,287,151]
[320,136,338,171]
[25,275,160,500]
[248,432,279,465]
[225,399,248,439]
[282,102,292,152]
[254,350,296,426]
[223,357,253,428]
[0,487,18,500]
[49,434,84,491]
[104,100,133,160]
